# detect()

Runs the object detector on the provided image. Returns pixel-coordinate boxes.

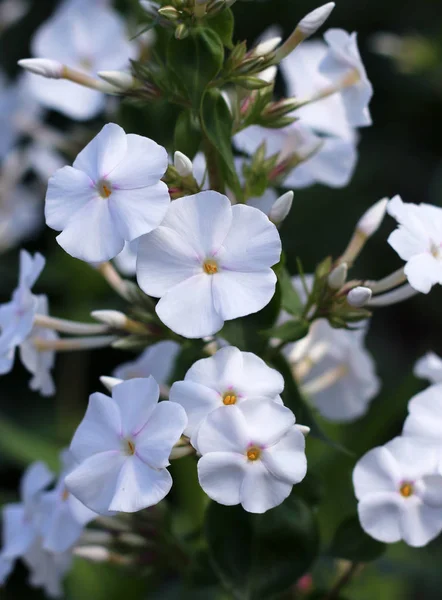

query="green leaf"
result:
[329,516,386,562]
[0,414,59,470]
[167,28,224,108]
[174,110,202,159]
[264,319,309,343]
[275,261,304,317]
[206,8,234,48]
[201,88,242,199]
[206,495,319,600]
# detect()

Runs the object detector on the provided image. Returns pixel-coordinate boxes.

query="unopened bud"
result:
[91,310,127,329]
[98,71,135,91]
[269,191,293,225]
[327,263,348,290]
[18,58,63,79]
[257,65,277,84]
[252,36,282,57]
[347,286,372,308]
[297,2,335,37]
[158,5,180,20]
[175,23,189,39]
[100,376,124,392]
[174,151,193,177]
[356,197,388,237]
[296,424,311,437]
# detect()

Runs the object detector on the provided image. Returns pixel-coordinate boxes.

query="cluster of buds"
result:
[149,0,230,39]
[162,151,200,199]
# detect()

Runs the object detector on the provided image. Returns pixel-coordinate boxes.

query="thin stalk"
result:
[324,562,361,600]
[33,335,118,352]
[33,314,110,335]
[96,262,131,301]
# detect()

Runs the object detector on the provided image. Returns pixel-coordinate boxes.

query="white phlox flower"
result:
[353,436,442,547]
[39,450,97,553]
[0,184,42,255]
[27,1,134,120]
[23,537,73,599]
[387,195,442,294]
[136,192,282,338]
[19,295,58,396]
[45,123,170,263]
[169,345,284,441]
[113,340,180,384]
[0,461,53,581]
[402,383,442,442]
[65,377,187,514]
[319,29,373,127]
[197,400,307,513]
[414,352,442,384]
[0,250,45,375]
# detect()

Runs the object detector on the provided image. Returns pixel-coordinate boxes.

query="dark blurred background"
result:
[2,0,442,597]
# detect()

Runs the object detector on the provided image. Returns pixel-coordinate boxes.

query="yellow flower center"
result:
[124,439,136,456]
[203,259,218,275]
[246,446,261,461]
[62,488,70,501]
[400,482,414,498]
[223,392,237,405]
[98,180,112,199]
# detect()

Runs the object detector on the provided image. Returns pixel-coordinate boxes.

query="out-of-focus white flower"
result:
[19,295,58,396]
[387,195,442,294]
[113,340,180,384]
[0,185,42,254]
[23,537,73,599]
[27,143,65,181]
[0,0,29,31]
[136,192,281,338]
[353,436,442,547]
[39,450,97,553]
[45,123,170,263]
[113,239,139,276]
[66,377,187,514]
[26,1,134,120]
[170,346,284,440]
[414,352,442,384]
[402,384,442,442]
[197,400,307,513]
[0,250,45,375]
[319,29,373,127]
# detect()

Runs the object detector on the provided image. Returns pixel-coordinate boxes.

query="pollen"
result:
[98,180,112,199]
[400,482,414,498]
[203,259,218,275]
[125,439,136,456]
[246,446,261,461]
[223,392,237,405]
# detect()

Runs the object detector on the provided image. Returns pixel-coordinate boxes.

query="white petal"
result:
[197,405,249,454]
[21,461,53,505]
[40,493,84,553]
[65,451,125,515]
[198,452,247,506]
[414,352,442,384]
[400,501,442,547]
[419,474,442,508]
[113,340,180,384]
[0,556,13,585]
[1,503,35,558]
[135,401,187,468]
[108,455,172,512]
[213,269,277,321]
[70,392,121,463]
[357,493,402,543]
[108,134,168,188]
[261,427,307,484]
[352,446,401,500]
[108,182,170,241]
[240,461,292,513]
[56,197,124,262]
[45,166,96,231]
[161,192,232,258]
[136,226,201,298]
[385,437,439,481]
[238,399,295,446]
[18,250,46,290]
[169,380,221,438]
[183,346,243,392]
[112,377,159,438]
[73,123,127,182]
[404,253,442,294]
[156,274,224,338]
[403,383,442,441]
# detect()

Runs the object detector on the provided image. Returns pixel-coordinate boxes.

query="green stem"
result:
[324,562,360,600]
[204,139,225,193]
[170,454,208,535]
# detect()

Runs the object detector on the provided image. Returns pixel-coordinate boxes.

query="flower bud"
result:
[347,286,372,308]
[18,58,63,79]
[91,310,127,329]
[252,36,282,57]
[174,151,193,177]
[175,23,189,39]
[327,263,348,290]
[257,65,277,84]
[98,71,135,91]
[296,424,311,437]
[297,2,335,37]
[100,376,124,392]
[158,5,180,20]
[356,197,388,237]
[269,191,293,225]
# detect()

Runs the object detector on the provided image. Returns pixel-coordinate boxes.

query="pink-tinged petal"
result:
[112,377,159,438]
[262,427,307,484]
[108,134,168,188]
[238,399,295,446]
[65,451,125,515]
[184,346,243,392]
[135,401,187,468]
[197,405,249,454]
[357,493,402,543]
[400,501,442,547]
[108,182,170,241]
[198,452,247,506]
[56,198,124,262]
[45,166,96,231]
[21,461,53,506]
[73,123,127,182]
[108,455,172,512]
[161,192,232,257]
[70,392,121,463]
[156,274,224,338]
[240,461,292,513]
[404,253,442,294]
[169,380,222,438]
[2,503,35,559]
[219,204,281,271]
[352,446,401,500]
[212,269,277,321]
[137,226,201,298]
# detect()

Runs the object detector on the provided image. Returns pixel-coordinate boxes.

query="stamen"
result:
[400,482,414,498]
[124,439,136,456]
[246,446,261,461]
[223,392,237,405]
[98,180,112,199]
[62,488,70,501]
[203,259,218,275]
